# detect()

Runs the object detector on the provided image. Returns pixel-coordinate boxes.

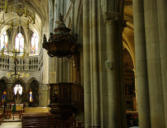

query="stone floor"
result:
[0,114,21,128]
[0,122,21,128]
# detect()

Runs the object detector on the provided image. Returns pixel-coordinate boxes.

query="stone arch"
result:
[122,0,138,126]
[75,1,83,84]
[122,0,134,68]
[76,0,83,35]
[76,1,83,41]
[11,78,27,104]
[123,48,134,70]
[122,27,135,68]
[27,77,39,107]
[0,76,9,83]
[27,77,38,88]
[0,77,8,103]
[123,48,137,127]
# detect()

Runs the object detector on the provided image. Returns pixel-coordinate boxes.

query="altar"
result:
[4,103,24,119]
[14,104,24,111]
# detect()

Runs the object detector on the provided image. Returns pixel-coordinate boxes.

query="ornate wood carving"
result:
[49,83,83,119]
[43,14,78,57]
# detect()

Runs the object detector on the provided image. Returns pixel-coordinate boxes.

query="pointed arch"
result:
[0,78,8,103]
[15,32,24,53]
[0,31,8,51]
[30,32,39,55]
[27,77,39,107]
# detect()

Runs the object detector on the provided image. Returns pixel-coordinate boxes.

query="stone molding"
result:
[39,84,49,91]
[105,11,121,23]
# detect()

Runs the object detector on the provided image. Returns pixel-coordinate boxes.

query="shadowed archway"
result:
[0,78,8,104]
[29,79,39,107]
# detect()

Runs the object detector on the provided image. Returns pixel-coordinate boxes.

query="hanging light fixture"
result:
[9,50,20,82]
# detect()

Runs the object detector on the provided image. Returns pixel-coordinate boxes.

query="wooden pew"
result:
[22,112,82,128]
[0,112,3,125]
[22,107,83,128]
[22,113,52,128]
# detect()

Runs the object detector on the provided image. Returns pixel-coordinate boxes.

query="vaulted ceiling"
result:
[123,0,134,67]
[0,0,49,34]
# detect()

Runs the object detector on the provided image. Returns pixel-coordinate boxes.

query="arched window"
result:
[0,31,8,51]
[29,90,33,102]
[14,84,23,95]
[15,33,24,53]
[31,32,39,55]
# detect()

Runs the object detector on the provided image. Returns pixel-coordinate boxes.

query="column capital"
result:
[105,11,121,23]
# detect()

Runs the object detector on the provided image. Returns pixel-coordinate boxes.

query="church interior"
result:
[0,0,166,128]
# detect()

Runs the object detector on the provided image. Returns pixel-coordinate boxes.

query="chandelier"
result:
[43,14,78,57]
[0,49,29,83]
[9,50,29,82]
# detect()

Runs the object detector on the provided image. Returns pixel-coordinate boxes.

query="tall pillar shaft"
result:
[105,13,122,128]
[97,2,107,127]
[91,0,101,127]
[58,58,63,82]
[144,0,165,127]
[83,0,91,127]
[133,0,151,127]
[39,84,49,107]
[157,0,167,127]
[89,0,101,127]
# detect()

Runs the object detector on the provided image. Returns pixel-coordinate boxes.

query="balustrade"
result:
[0,53,43,72]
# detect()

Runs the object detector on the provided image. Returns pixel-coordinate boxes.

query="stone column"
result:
[48,0,57,84]
[54,0,58,28]
[42,50,49,84]
[157,0,167,127]
[90,0,100,127]
[39,84,49,107]
[97,3,104,127]
[105,11,122,128]
[133,0,151,127]
[49,57,56,83]
[59,58,63,82]
[144,0,165,127]
[55,58,59,82]
[49,0,54,33]
[24,57,29,71]
[9,57,14,71]
[83,0,91,127]
[62,58,69,83]
[24,28,30,53]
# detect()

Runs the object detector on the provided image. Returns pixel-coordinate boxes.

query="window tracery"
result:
[15,33,24,53]
[0,31,8,51]
[30,32,39,55]
[14,84,23,95]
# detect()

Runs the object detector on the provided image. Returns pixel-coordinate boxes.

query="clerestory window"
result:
[0,31,8,51]
[14,84,23,95]
[15,33,24,53]
[30,32,39,55]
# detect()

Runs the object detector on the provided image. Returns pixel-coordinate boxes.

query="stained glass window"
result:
[14,84,23,95]
[31,32,39,55]
[15,33,24,53]
[29,90,33,102]
[0,31,8,51]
